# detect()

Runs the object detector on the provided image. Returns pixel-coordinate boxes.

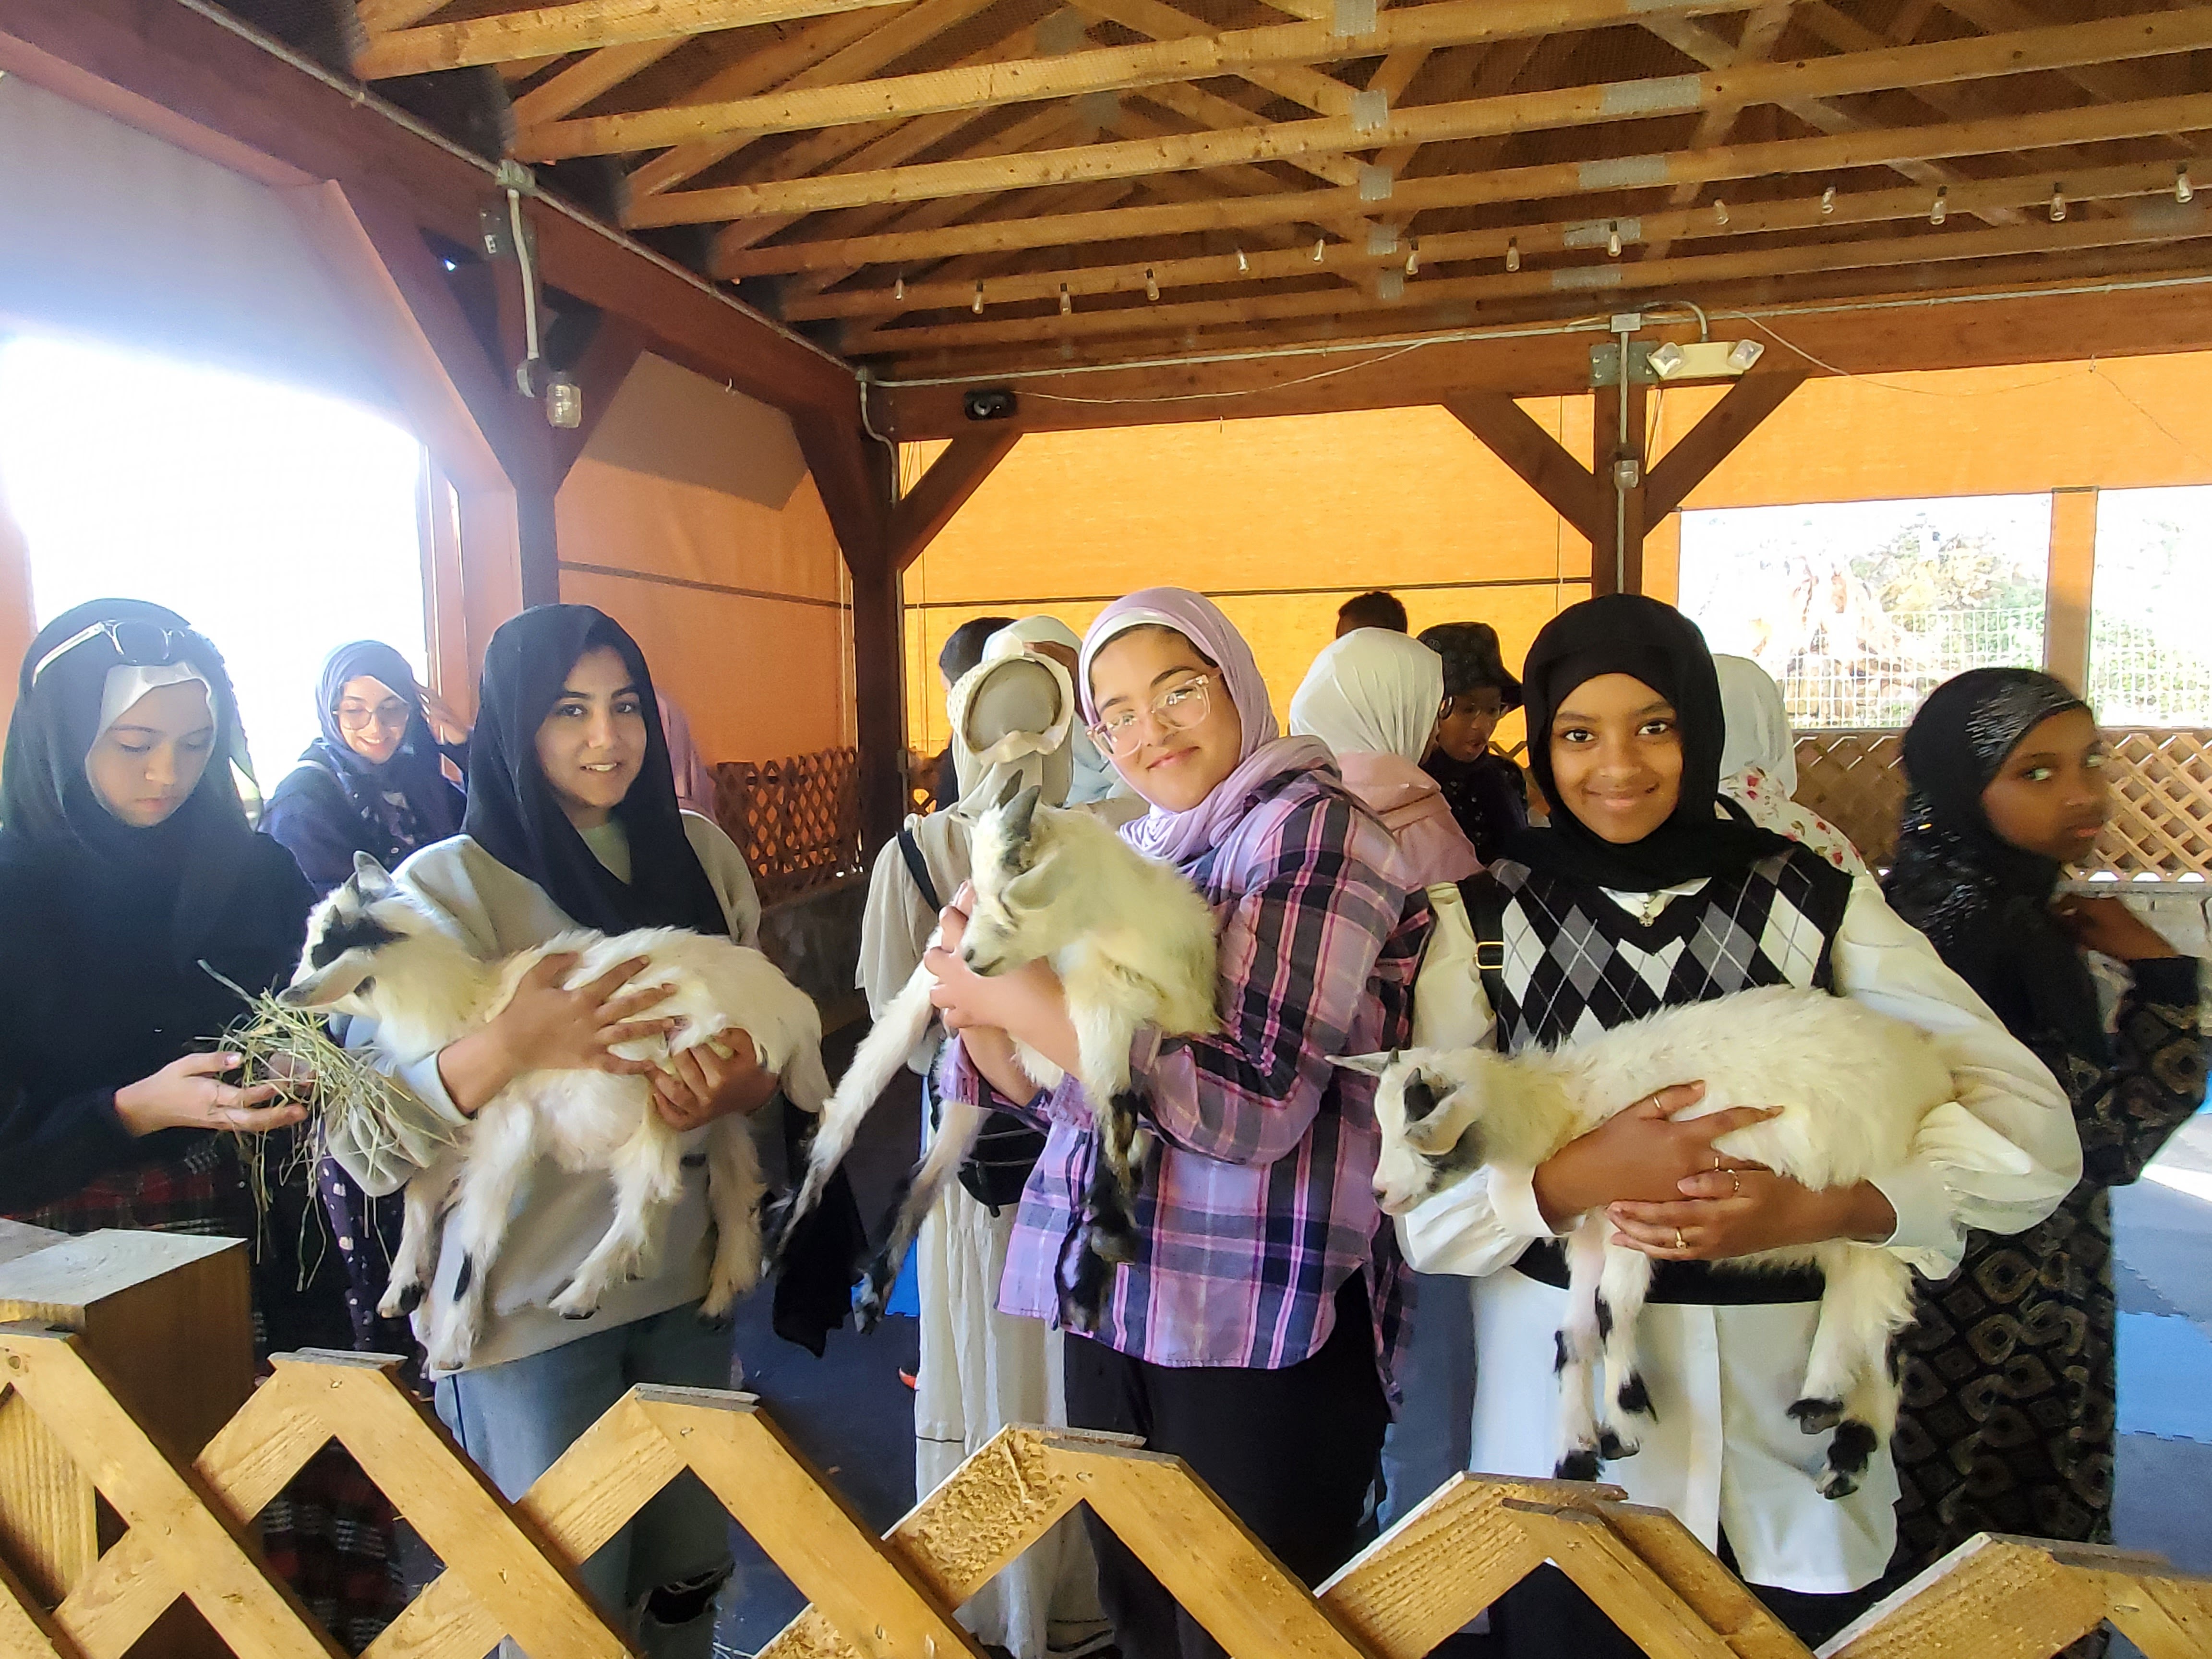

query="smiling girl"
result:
[926,589,1429,1659]
[1400,596,2079,1655]
[1883,670,2206,1593]
[324,605,775,1656]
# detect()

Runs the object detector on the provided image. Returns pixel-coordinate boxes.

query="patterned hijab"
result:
[1508,594,1789,890]
[302,640,462,866]
[1885,667,2106,1061]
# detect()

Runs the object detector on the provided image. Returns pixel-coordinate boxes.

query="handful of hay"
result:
[202,963,457,1182]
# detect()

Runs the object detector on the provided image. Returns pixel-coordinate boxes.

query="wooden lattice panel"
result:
[3,1322,2211,1659]
[1793,728,2212,882]
[713,747,865,907]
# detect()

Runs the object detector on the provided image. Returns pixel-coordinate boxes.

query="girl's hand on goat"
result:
[651,1034,778,1130]
[925,895,1082,1074]
[1606,1175,1898,1260]
[114,1052,307,1138]
[1532,1085,1779,1228]
[438,954,675,1115]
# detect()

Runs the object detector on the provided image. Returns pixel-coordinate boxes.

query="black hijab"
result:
[1884,667,2107,1063]
[0,598,294,975]
[1506,594,1790,890]
[464,605,728,937]
[301,639,463,863]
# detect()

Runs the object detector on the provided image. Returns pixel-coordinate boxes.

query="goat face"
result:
[962,780,1079,977]
[281,853,433,1016]
[1337,1050,1492,1214]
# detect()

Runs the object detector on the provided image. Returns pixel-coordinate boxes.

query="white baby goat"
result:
[778,780,1219,1328]
[1346,986,1951,1499]
[284,853,832,1372]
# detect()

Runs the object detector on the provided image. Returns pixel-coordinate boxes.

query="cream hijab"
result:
[1288,628,1446,765]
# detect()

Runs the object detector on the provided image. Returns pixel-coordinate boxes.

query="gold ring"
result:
[1713,1154,1724,1172]
[1731,1171,1743,1196]
[1674,1227,1686,1250]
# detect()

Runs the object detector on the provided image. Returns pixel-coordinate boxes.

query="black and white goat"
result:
[779,781,1219,1327]
[1345,986,1950,1499]
[284,853,831,1371]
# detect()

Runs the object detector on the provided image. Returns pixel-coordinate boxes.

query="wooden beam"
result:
[522,0,1743,159]
[843,208,2212,354]
[1646,0,1798,259]
[873,272,2212,437]
[886,430,1021,572]
[507,39,685,127]
[714,85,2212,274]
[355,0,914,78]
[1642,365,1808,517]
[1443,393,1605,546]
[625,9,2212,224]
[356,0,449,30]
[786,156,2203,322]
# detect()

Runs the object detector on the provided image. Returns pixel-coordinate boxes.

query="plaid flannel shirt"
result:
[941,766,1430,1381]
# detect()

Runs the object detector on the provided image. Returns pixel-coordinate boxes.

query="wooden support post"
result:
[888,430,1023,573]
[2046,486,2099,694]
[1591,374,1649,595]
[793,405,903,851]
[1442,392,1605,545]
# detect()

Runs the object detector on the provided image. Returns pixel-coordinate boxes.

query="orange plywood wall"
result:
[906,349,2212,757]
[555,355,854,766]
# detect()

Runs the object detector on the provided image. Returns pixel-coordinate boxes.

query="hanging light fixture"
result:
[1505,236,1520,272]
[1405,238,1420,276]
[2178,166,2195,204]
[1821,184,1836,216]
[894,275,905,301]
[1712,199,1729,226]
[2049,182,2067,222]
[1145,267,1160,301]
[972,282,985,314]
[1059,283,1072,315]
[1931,186,1948,225]
[1607,221,1622,257]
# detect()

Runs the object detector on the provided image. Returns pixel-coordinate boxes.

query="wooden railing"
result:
[713,747,865,906]
[1,1321,2207,1659]
[1796,727,2212,880]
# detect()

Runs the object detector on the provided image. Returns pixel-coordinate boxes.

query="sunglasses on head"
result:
[29,619,189,688]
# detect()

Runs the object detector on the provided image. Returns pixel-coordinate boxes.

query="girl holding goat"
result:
[322,604,776,1658]
[925,588,1431,1659]
[1398,595,2079,1655]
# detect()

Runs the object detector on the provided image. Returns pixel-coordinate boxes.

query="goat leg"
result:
[379,1156,457,1321]
[1594,1241,1657,1459]
[700,1114,767,1322]
[855,1095,989,1334]
[1552,1216,1609,1482]
[1795,1243,1914,1500]
[425,1108,537,1373]
[551,1112,684,1321]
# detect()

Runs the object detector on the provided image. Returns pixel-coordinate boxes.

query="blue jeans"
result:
[434,1304,736,1658]
[1377,1270,1475,1529]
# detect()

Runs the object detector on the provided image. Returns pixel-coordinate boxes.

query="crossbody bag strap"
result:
[897,825,944,915]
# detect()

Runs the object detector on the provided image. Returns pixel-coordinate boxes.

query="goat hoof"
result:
[559,1307,598,1322]
[1554,1450,1602,1484]
[1615,1371,1653,1418]
[1788,1396,1846,1434]
[385,1282,424,1317]
[1595,1429,1636,1462]
[1815,1465,1862,1501]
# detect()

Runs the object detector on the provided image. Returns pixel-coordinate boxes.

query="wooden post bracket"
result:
[889,430,1023,574]
[2,1323,2210,1659]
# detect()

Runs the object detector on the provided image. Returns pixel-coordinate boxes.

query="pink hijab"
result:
[1078,588,1332,866]
[659,696,716,818]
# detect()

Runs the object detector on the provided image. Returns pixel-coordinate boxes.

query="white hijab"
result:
[1715,654,1797,795]
[985,614,1124,806]
[1288,628,1445,766]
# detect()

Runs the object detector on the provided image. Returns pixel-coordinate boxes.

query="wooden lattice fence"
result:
[1795,728,2212,881]
[713,748,865,906]
[1,1318,2210,1659]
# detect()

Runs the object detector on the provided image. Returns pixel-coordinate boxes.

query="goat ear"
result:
[350,853,397,900]
[1331,1052,1393,1079]
[1399,1073,1467,1154]
[280,954,375,1010]
[1001,857,1066,912]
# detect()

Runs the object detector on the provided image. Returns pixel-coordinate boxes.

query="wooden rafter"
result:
[623,9,2212,225]
[842,211,2212,353]
[516,0,1742,160]
[887,430,1022,569]
[785,155,2208,322]
[713,88,2212,276]
[356,0,931,78]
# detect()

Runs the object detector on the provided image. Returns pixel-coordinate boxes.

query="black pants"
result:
[1063,1277,1390,1659]
[1489,1534,1880,1658]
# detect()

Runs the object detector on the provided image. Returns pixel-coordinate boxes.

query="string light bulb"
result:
[1712,198,1729,226]
[1821,184,1836,216]
[972,281,985,314]
[1145,267,1159,301]
[1930,186,1948,225]
[1406,238,1419,276]
[1607,221,1623,257]
[1059,283,1072,315]
[2049,182,2067,222]
[1505,236,1520,272]
[1236,248,1250,273]
[1313,238,1326,262]
[893,275,905,301]
[2178,166,2195,204]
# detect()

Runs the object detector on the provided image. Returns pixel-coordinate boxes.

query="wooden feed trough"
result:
[0,1229,2209,1659]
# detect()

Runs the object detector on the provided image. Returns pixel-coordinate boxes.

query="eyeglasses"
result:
[1089,673,1215,757]
[1443,690,1507,720]
[336,699,412,733]
[30,619,187,687]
